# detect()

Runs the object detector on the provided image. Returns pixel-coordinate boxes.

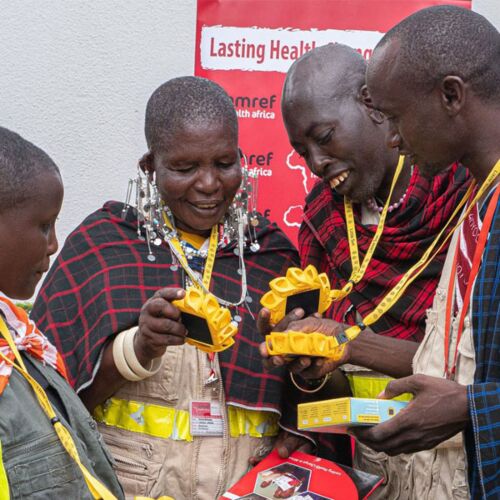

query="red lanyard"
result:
[444,183,500,379]
[206,352,217,384]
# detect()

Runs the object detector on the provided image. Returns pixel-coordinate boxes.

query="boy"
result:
[0,126,123,499]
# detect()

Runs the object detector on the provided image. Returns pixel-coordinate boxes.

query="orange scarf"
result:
[0,295,67,395]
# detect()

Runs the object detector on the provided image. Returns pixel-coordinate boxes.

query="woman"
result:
[32,77,302,499]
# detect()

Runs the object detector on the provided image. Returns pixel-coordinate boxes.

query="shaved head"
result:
[283,43,367,108]
[0,127,60,212]
[281,43,399,204]
[369,5,500,102]
[145,76,238,153]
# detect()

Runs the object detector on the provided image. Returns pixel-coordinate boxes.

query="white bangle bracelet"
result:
[123,328,162,379]
[112,330,143,381]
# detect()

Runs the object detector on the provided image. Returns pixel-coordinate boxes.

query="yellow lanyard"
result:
[162,213,219,291]
[332,155,405,301]
[0,317,117,500]
[0,440,8,500]
[341,159,500,343]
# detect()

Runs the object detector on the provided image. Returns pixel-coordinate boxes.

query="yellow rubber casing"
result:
[260,265,332,325]
[173,287,238,353]
[265,330,345,361]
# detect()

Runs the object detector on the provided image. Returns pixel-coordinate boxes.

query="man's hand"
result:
[273,430,314,459]
[248,430,314,465]
[350,374,469,455]
[258,307,306,370]
[135,287,187,365]
[259,316,350,379]
[257,307,306,337]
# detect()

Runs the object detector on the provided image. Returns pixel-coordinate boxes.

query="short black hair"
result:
[145,76,238,152]
[0,127,60,212]
[376,5,500,101]
[283,43,367,104]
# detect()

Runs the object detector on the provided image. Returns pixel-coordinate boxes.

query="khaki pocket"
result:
[118,344,182,404]
[457,320,475,359]
[354,442,389,482]
[412,309,439,375]
[99,427,161,498]
[451,455,469,499]
[455,317,476,386]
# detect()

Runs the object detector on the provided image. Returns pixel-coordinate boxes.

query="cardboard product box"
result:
[220,450,382,500]
[298,397,408,433]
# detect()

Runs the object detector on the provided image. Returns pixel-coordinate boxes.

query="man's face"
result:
[367,41,461,177]
[282,91,394,203]
[0,171,63,299]
[152,120,242,235]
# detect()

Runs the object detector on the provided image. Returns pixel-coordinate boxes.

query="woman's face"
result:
[152,120,242,236]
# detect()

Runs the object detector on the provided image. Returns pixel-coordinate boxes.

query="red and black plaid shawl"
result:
[31,201,300,412]
[299,163,471,342]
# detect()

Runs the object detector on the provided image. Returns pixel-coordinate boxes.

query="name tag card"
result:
[190,400,223,436]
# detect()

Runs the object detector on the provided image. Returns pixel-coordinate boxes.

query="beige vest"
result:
[97,337,276,500]
[408,229,474,499]
[349,205,411,500]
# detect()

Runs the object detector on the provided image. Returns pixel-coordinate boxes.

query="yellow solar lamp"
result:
[173,287,238,353]
[260,265,332,325]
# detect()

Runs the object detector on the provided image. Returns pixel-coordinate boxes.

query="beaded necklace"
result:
[366,164,414,214]
[162,207,251,314]
[366,186,409,213]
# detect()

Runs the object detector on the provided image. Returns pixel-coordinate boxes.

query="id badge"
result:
[189,400,223,436]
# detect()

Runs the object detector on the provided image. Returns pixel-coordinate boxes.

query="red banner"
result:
[195,0,471,243]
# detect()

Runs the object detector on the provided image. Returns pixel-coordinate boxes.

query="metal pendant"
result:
[205,372,218,385]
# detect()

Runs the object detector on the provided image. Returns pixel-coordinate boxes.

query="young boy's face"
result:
[0,170,63,299]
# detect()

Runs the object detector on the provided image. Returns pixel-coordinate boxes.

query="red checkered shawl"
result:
[31,201,299,412]
[299,163,471,342]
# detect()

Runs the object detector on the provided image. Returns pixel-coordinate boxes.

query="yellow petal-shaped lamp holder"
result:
[260,265,332,325]
[173,287,238,353]
[265,331,346,361]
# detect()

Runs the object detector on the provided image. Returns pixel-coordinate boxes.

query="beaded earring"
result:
[123,165,162,262]
[124,150,260,260]
[222,150,260,252]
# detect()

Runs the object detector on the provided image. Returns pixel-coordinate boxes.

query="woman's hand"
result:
[135,287,187,365]
[259,315,351,380]
[248,430,314,466]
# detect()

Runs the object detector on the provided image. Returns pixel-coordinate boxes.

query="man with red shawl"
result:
[268,43,470,498]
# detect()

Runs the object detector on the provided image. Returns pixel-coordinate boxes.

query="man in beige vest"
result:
[263,6,500,498]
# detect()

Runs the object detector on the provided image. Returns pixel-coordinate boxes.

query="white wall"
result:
[0,1,197,256]
[472,0,500,29]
